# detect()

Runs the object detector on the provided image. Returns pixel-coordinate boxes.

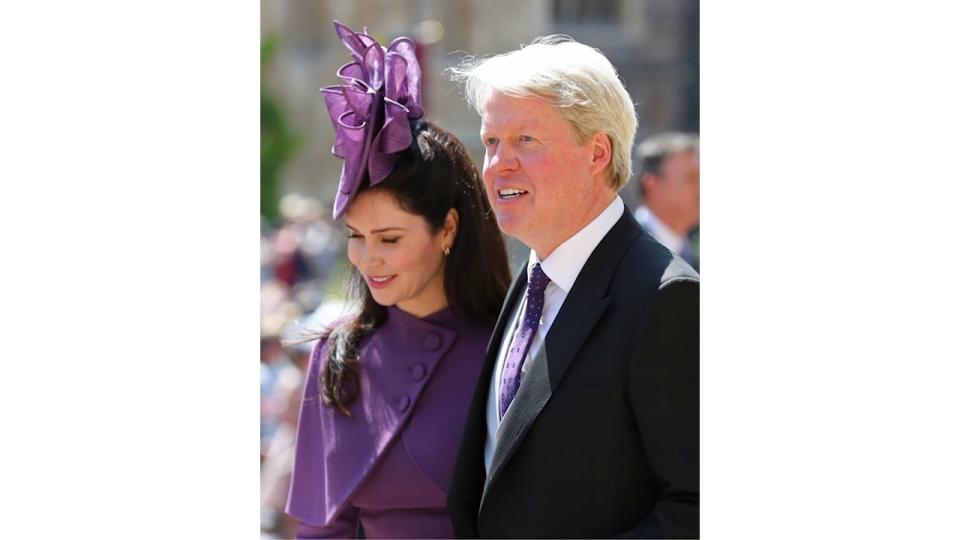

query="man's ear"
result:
[640,173,657,196]
[590,132,613,178]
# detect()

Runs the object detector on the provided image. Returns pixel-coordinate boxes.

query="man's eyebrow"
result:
[481,121,540,133]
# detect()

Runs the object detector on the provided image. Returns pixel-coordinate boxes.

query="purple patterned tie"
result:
[499,263,551,419]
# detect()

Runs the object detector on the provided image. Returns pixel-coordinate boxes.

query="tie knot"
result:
[528,263,551,295]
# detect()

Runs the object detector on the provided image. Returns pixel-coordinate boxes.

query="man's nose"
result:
[488,143,519,175]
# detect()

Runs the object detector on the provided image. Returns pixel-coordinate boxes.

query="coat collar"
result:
[530,197,624,293]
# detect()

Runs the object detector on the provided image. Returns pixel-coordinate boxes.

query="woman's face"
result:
[345,189,457,318]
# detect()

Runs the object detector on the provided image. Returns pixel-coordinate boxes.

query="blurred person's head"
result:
[279,193,323,224]
[261,291,302,363]
[637,132,700,235]
[452,36,637,257]
[260,336,282,364]
[323,120,511,415]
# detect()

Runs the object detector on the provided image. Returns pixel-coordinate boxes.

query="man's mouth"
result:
[497,188,528,200]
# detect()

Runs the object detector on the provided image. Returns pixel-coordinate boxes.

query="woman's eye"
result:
[347,233,361,240]
[381,237,399,244]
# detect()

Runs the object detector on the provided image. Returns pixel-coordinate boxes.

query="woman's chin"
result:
[368,291,397,307]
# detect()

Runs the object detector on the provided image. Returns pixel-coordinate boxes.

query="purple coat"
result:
[286,306,491,538]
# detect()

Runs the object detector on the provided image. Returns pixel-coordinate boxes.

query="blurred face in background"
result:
[480,91,613,258]
[345,189,457,318]
[643,149,700,234]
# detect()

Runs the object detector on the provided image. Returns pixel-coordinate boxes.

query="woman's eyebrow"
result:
[344,224,406,233]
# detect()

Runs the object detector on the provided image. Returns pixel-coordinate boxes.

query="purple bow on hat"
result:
[321,21,424,219]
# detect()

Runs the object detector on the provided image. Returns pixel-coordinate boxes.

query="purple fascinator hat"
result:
[321,21,425,219]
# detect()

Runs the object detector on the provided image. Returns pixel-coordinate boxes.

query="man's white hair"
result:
[450,35,638,190]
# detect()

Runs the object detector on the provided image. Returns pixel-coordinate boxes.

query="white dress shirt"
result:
[634,205,686,255]
[483,197,624,475]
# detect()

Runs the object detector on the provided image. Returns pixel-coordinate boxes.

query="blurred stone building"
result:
[262,0,698,256]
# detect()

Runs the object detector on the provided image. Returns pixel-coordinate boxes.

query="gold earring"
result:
[443,245,451,256]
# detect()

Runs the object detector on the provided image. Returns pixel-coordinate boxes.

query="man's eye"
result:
[484,137,498,146]
[519,135,535,142]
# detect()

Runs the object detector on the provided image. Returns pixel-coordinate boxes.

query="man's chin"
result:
[494,215,525,238]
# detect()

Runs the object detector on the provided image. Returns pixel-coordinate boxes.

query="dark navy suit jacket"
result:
[447,207,700,538]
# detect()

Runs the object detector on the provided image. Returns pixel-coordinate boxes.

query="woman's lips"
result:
[366,274,396,289]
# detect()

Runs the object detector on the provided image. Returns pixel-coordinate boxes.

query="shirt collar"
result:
[529,197,624,293]
[634,205,686,254]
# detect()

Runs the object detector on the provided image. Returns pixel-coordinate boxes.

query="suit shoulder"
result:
[614,230,699,304]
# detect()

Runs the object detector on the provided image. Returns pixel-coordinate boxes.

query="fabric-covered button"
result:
[424,332,441,351]
[398,395,411,412]
[412,363,427,381]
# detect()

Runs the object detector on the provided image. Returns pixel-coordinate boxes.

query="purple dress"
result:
[286,306,491,538]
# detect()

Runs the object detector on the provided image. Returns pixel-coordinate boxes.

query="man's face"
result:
[480,91,606,256]
[653,150,700,231]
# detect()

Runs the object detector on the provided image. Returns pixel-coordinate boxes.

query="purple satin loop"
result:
[321,21,425,219]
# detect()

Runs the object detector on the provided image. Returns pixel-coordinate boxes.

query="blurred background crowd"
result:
[260,1,698,537]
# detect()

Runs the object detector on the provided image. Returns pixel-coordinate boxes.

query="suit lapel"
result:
[480,207,641,506]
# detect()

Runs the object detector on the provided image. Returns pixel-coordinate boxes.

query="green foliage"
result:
[261,36,300,223]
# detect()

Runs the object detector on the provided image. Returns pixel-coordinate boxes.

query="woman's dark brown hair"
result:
[320,119,511,416]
